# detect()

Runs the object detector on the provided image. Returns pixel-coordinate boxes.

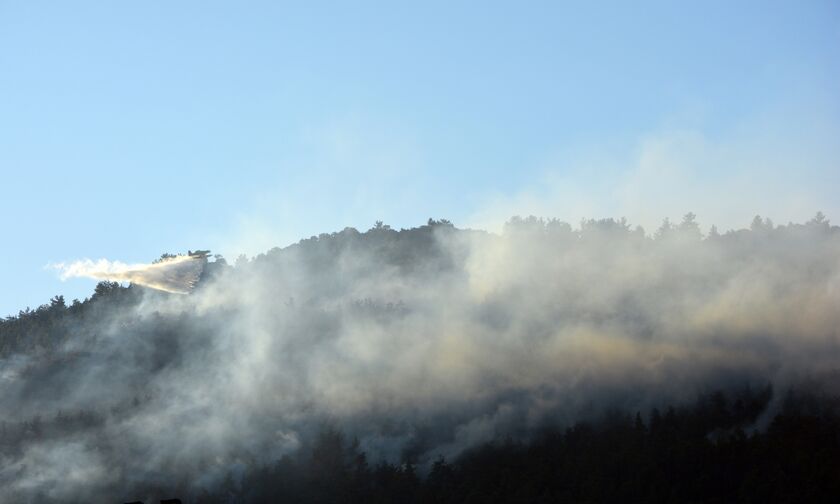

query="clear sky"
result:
[1,1,838,316]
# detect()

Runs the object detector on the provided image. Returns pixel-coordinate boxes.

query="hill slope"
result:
[1,216,839,502]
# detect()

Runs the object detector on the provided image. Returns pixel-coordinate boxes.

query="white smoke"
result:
[6,216,839,501]
[50,255,205,294]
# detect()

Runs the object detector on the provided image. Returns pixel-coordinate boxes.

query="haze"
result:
[1,1,838,316]
[1,1,839,502]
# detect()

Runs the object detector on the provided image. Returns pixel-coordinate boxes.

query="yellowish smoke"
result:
[52,255,205,294]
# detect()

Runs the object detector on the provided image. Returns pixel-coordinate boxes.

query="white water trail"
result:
[51,255,205,294]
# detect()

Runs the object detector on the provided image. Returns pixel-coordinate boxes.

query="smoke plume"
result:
[2,215,840,501]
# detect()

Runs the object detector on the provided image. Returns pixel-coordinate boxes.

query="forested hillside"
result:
[1,215,839,502]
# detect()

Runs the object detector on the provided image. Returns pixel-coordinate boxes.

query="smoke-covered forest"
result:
[2,214,840,502]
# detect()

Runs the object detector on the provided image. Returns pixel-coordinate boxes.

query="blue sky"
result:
[1,1,838,316]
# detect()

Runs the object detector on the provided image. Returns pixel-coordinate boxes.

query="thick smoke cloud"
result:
[50,255,206,294]
[2,215,839,501]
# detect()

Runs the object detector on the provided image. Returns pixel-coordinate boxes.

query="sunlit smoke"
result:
[8,216,840,501]
[50,255,205,294]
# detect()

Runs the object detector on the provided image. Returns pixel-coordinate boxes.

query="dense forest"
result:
[197,385,840,503]
[1,215,839,502]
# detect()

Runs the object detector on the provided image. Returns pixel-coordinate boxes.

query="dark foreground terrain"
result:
[191,385,840,504]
